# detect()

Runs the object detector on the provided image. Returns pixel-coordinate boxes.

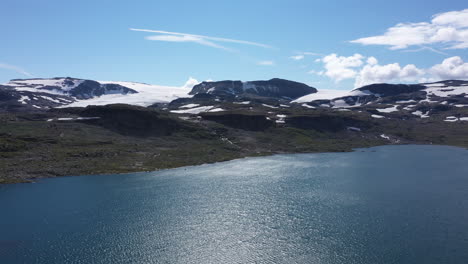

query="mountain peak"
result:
[189,78,317,99]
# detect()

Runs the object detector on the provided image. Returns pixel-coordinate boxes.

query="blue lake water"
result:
[1,145,468,264]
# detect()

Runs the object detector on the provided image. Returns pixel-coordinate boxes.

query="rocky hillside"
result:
[189,78,317,99]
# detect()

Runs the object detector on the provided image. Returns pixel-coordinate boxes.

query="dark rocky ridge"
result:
[190,78,317,99]
[354,83,426,97]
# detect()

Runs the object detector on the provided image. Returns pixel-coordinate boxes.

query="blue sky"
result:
[1,0,467,90]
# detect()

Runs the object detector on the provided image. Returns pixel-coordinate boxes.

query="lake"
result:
[1,145,468,264]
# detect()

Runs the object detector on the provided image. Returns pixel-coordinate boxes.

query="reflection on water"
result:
[1,145,468,263]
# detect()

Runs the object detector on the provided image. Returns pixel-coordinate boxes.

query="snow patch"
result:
[445,116,459,122]
[208,108,225,112]
[170,106,214,114]
[377,105,399,113]
[262,104,278,109]
[331,99,350,108]
[403,105,416,110]
[396,99,416,104]
[39,95,62,103]
[347,127,361,132]
[18,95,30,104]
[301,104,315,109]
[293,89,352,103]
[179,103,200,109]
[275,114,287,124]
[412,111,430,118]
[380,134,390,140]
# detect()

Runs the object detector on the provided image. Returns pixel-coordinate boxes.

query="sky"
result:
[1,0,468,90]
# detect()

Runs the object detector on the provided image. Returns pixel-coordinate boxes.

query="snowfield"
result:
[8,78,85,93]
[293,89,352,103]
[424,84,468,97]
[3,78,196,108]
[64,81,192,107]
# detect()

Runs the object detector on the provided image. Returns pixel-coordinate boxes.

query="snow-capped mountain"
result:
[6,77,137,99]
[189,78,317,99]
[294,80,468,111]
[1,76,467,122]
[0,77,193,111]
[166,79,468,121]
[65,81,191,108]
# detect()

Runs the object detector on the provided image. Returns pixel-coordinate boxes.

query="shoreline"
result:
[4,143,466,185]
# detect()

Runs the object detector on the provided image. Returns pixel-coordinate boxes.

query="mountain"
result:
[0,77,317,112]
[2,77,468,123]
[293,80,468,120]
[189,78,317,99]
[0,77,191,111]
[6,77,137,99]
[2,77,468,183]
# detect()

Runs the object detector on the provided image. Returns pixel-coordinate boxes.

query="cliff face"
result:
[77,104,186,137]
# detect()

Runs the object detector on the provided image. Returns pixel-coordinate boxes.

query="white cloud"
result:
[131,28,272,51]
[317,53,364,82]
[432,9,468,28]
[257,60,275,66]
[313,53,468,88]
[145,35,232,51]
[308,70,324,75]
[314,53,426,87]
[354,63,425,88]
[289,51,322,61]
[182,77,200,90]
[350,9,468,50]
[290,55,305,60]
[0,63,33,77]
[402,46,449,55]
[430,56,468,80]
[367,56,378,65]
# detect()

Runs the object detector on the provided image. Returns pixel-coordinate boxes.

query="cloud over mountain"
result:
[312,53,468,87]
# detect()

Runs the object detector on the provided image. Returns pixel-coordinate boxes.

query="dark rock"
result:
[69,80,137,99]
[78,104,185,137]
[355,83,425,97]
[190,78,317,99]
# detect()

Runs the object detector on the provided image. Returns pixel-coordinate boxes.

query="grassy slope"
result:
[1,107,468,184]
